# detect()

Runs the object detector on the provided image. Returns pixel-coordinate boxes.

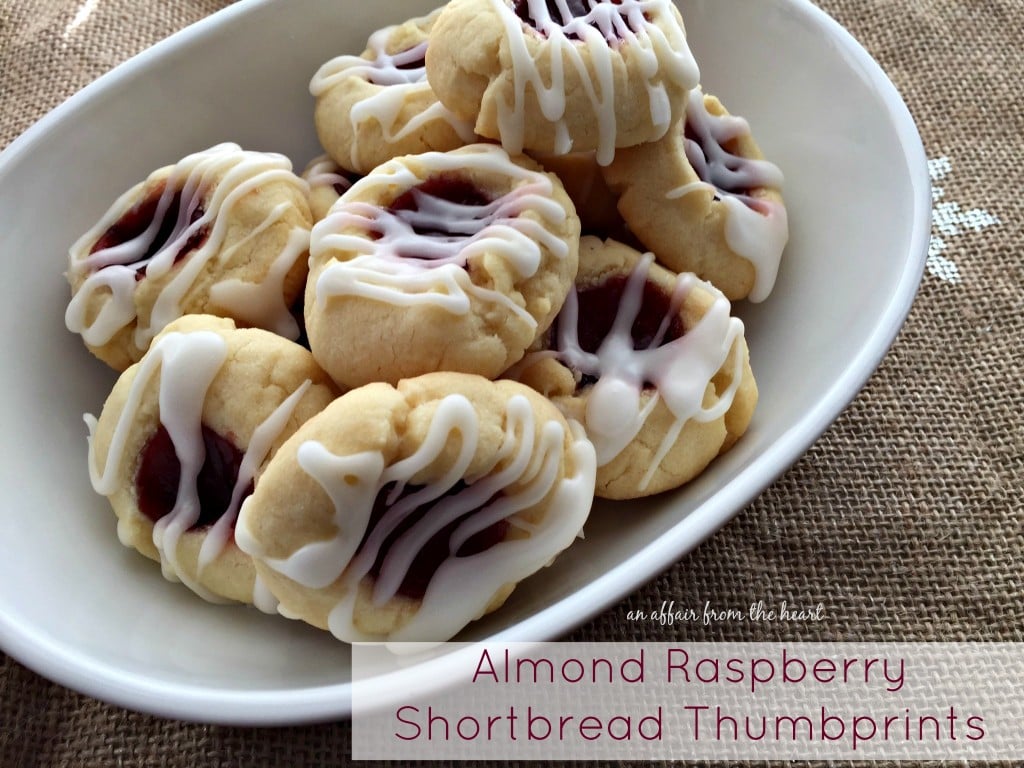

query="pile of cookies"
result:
[66,0,787,645]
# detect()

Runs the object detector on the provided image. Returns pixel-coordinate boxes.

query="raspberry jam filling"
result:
[91,181,209,279]
[388,173,495,249]
[556,274,685,391]
[136,423,252,530]
[332,168,362,197]
[683,122,754,200]
[366,42,429,86]
[358,481,510,601]
[515,0,590,25]
[513,0,640,42]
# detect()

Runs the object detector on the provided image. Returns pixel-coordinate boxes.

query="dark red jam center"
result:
[387,174,494,255]
[390,175,491,220]
[367,44,429,86]
[90,181,209,279]
[515,0,591,26]
[514,0,638,41]
[683,121,753,200]
[357,481,510,601]
[332,168,362,197]
[394,51,426,71]
[136,423,251,530]
[555,274,685,390]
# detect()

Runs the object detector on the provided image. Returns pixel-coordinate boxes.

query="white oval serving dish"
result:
[0,0,929,724]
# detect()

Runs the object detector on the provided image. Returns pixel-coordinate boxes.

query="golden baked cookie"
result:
[301,154,361,222]
[306,143,581,389]
[425,0,700,164]
[601,89,789,302]
[311,9,477,175]
[235,372,596,643]
[85,315,340,608]
[65,143,313,370]
[508,236,757,499]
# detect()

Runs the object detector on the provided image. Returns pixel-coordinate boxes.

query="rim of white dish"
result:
[0,0,931,726]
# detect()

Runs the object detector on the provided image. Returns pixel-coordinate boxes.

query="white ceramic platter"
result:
[0,0,929,725]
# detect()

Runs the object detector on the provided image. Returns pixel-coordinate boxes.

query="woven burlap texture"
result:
[1,0,1021,766]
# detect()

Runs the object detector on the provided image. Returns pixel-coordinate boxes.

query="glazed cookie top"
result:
[310,9,476,172]
[306,143,580,387]
[512,237,748,492]
[670,89,788,301]
[427,0,700,164]
[236,372,596,643]
[302,154,360,222]
[65,143,311,366]
[310,143,574,316]
[86,314,338,605]
[302,153,359,197]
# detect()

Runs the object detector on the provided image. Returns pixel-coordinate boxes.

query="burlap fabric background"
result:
[1,0,1020,765]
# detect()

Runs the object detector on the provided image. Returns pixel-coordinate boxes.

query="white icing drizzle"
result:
[237,393,596,643]
[208,223,307,339]
[251,574,280,615]
[196,379,313,574]
[518,252,744,490]
[311,144,569,326]
[302,154,357,196]
[667,89,789,302]
[310,15,475,169]
[65,143,309,349]
[493,0,700,165]
[85,329,314,605]
[86,330,228,601]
